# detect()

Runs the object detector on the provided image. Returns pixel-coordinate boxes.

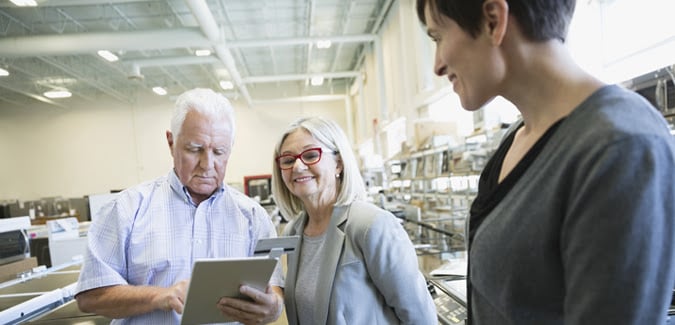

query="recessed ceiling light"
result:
[310,76,324,86]
[0,68,8,76]
[195,49,211,57]
[219,80,234,90]
[316,40,332,49]
[152,86,167,96]
[9,0,37,6]
[97,50,119,62]
[43,90,72,99]
[35,77,77,86]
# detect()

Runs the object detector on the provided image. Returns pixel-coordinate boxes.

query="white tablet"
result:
[180,256,278,325]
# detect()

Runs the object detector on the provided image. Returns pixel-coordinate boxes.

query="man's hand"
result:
[152,280,189,314]
[216,285,283,325]
[76,280,190,319]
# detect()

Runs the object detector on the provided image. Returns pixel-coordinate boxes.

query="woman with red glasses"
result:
[271,116,436,324]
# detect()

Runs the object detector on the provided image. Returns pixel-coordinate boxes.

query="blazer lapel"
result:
[314,205,349,324]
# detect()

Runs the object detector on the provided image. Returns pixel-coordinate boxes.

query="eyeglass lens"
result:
[278,148,322,169]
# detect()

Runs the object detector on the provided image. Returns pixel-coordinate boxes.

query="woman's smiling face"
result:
[278,129,342,204]
[425,2,502,111]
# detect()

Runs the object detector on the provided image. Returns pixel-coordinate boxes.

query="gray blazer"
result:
[282,200,437,325]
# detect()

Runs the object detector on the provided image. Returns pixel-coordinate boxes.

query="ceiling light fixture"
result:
[310,76,324,86]
[9,0,37,6]
[316,40,332,49]
[0,68,9,76]
[195,49,212,57]
[219,80,234,90]
[43,90,72,99]
[97,50,119,62]
[152,86,167,96]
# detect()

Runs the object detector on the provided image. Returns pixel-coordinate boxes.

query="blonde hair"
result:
[271,116,366,219]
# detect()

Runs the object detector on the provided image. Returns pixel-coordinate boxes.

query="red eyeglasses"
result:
[276,147,334,170]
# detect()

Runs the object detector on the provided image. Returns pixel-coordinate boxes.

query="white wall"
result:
[0,94,347,201]
[0,96,166,201]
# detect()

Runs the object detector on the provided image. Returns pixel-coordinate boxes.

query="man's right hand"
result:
[154,280,189,314]
[76,280,190,319]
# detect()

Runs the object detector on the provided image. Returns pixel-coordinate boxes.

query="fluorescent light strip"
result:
[97,50,119,62]
[152,87,167,96]
[219,80,234,90]
[316,40,332,49]
[10,0,37,6]
[43,90,72,99]
[195,49,211,57]
[310,76,324,86]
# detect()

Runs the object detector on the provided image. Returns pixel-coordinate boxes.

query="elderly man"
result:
[75,88,283,324]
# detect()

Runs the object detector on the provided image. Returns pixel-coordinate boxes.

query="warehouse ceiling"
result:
[0,0,394,108]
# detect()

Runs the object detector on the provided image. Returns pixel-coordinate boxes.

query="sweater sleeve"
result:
[561,135,675,324]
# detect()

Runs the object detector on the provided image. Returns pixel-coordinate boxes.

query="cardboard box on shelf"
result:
[0,257,38,283]
[413,120,460,150]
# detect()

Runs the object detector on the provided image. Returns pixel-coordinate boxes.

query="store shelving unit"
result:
[385,128,509,257]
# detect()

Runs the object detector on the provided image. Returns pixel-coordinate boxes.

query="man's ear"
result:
[482,0,508,45]
[166,130,174,150]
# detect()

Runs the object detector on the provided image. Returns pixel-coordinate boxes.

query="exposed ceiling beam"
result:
[329,1,357,81]
[0,30,378,58]
[228,34,377,48]
[0,0,156,7]
[0,28,210,57]
[243,71,360,83]
[125,56,219,68]
[304,0,316,91]
[252,94,346,105]
[184,0,252,106]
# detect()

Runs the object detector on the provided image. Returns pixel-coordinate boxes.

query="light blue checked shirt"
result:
[76,171,279,324]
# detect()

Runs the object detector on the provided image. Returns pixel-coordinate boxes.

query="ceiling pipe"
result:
[124,56,220,79]
[128,56,219,68]
[0,0,155,6]
[0,28,210,57]
[123,56,220,80]
[304,0,316,92]
[252,94,346,105]
[184,0,252,107]
[244,71,360,84]
[328,1,357,84]
[228,34,376,48]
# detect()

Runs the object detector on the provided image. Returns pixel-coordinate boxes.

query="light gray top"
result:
[295,232,327,325]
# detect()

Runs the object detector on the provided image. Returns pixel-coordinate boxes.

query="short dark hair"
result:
[416,0,576,42]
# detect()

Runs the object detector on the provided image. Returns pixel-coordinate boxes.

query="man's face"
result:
[168,110,233,204]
